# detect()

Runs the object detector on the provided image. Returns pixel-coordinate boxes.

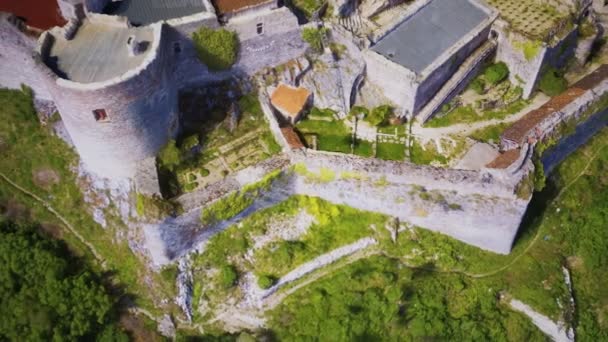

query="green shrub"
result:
[302,27,329,53]
[258,274,277,289]
[180,134,199,153]
[199,168,210,177]
[349,106,369,119]
[470,78,485,94]
[158,140,180,171]
[219,264,239,288]
[366,105,392,127]
[484,62,509,85]
[192,28,239,71]
[539,67,568,96]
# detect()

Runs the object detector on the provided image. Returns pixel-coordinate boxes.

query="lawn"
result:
[470,122,510,143]
[296,117,352,154]
[376,142,405,161]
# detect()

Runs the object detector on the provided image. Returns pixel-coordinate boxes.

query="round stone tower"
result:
[38,15,178,179]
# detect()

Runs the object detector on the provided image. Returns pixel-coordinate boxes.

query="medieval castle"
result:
[1,0,607,257]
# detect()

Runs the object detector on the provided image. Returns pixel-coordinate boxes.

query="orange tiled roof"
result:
[280,127,305,149]
[270,84,311,118]
[213,0,273,15]
[501,87,586,145]
[501,64,608,146]
[486,149,522,169]
[0,0,66,30]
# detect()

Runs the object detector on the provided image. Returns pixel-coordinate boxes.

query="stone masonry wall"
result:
[0,15,53,100]
[40,23,179,179]
[227,7,298,42]
[413,24,492,115]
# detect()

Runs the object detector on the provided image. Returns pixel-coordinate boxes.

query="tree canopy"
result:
[0,220,126,341]
[192,28,239,71]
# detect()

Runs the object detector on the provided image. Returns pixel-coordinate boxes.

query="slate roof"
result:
[371,0,489,74]
[104,0,208,26]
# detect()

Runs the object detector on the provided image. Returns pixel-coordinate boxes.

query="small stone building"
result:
[364,0,496,121]
[270,83,312,124]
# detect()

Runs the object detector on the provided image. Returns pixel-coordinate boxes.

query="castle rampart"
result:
[39,21,179,179]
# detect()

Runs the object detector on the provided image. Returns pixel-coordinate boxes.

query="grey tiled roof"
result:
[372,0,489,74]
[105,0,208,26]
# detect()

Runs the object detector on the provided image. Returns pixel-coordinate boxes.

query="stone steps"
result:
[417,40,498,123]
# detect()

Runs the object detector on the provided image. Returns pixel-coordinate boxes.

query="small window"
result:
[174,41,181,53]
[93,109,108,122]
[256,22,264,35]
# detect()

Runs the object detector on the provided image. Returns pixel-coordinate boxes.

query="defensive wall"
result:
[39,17,180,179]
[0,14,53,100]
[142,64,608,264]
[363,0,497,118]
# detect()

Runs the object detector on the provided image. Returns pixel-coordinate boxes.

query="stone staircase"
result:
[417,40,498,123]
[338,11,367,36]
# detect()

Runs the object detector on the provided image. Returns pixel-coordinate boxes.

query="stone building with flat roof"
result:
[363,0,498,121]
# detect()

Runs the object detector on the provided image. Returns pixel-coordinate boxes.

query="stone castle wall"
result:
[0,15,53,100]
[40,23,179,179]
[227,6,298,41]
[413,23,493,115]
[494,20,580,99]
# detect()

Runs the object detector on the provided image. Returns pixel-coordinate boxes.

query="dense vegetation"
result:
[268,127,608,340]
[193,28,239,71]
[0,220,127,341]
[0,88,178,332]
[539,67,568,96]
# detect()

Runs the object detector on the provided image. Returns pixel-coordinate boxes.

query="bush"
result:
[302,27,329,53]
[219,264,239,288]
[158,140,181,171]
[366,105,392,126]
[192,27,239,71]
[539,67,568,96]
[484,62,509,85]
[180,134,199,153]
[258,274,277,289]
[349,106,369,119]
[470,78,485,94]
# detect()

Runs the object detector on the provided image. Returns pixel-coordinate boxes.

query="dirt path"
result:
[0,172,107,268]
[411,94,549,142]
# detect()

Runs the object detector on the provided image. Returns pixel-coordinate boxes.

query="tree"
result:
[484,62,509,85]
[0,221,126,340]
[539,67,568,96]
[302,27,329,54]
[158,139,181,171]
[365,105,393,127]
[192,28,239,71]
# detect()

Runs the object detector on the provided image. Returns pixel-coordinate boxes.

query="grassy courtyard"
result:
[295,107,407,161]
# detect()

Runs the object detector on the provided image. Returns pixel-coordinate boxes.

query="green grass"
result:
[291,0,323,18]
[0,88,179,317]
[353,140,373,157]
[409,141,447,165]
[269,127,608,340]
[296,117,352,154]
[269,256,545,340]
[470,123,510,143]
[191,195,387,320]
[376,142,405,161]
[192,28,238,71]
[426,98,529,128]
